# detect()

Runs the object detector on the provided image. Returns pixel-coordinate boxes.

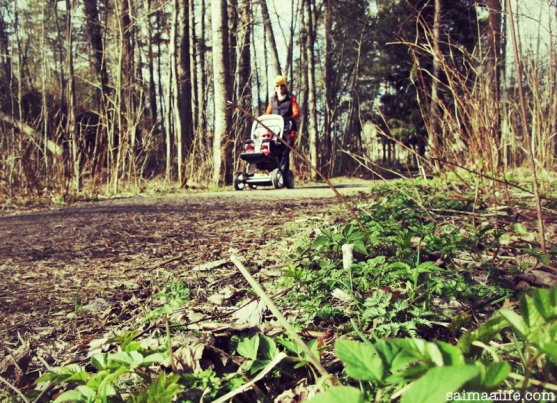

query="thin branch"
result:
[231,255,338,385]
[0,374,30,403]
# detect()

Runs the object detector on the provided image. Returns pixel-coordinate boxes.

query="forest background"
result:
[0,0,555,198]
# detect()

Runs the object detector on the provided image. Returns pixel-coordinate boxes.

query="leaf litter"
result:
[0,188,351,396]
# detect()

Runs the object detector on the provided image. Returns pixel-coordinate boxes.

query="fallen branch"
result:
[231,255,338,385]
[0,111,62,156]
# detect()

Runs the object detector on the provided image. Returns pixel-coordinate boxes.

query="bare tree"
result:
[259,0,281,76]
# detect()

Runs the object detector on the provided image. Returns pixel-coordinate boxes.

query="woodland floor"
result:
[0,179,371,394]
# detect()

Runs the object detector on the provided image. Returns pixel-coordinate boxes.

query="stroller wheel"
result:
[234,173,246,191]
[285,170,295,189]
[271,169,284,189]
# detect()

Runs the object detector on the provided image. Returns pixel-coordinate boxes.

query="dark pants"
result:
[279,146,290,174]
[279,131,295,174]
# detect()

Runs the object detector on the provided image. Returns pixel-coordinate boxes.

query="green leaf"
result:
[499,309,529,339]
[307,386,365,403]
[458,315,507,354]
[313,235,331,248]
[110,351,145,369]
[259,336,279,360]
[130,372,184,403]
[533,287,557,320]
[401,365,480,403]
[415,262,443,273]
[482,361,510,388]
[306,339,321,363]
[277,338,303,356]
[520,294,545,329]
[353,241,368,255]
[86,367,127,397]
[374,340,401,366]
[335,339,384,381]
[37,364,90,384]
[394,339,444,367]
[236,335,260,360]
[75,385,96,400]
[387,262,411,272]
[435,341,464,366]
[142,353,166,366]
[91,354,109,370]
[53,389,88,403]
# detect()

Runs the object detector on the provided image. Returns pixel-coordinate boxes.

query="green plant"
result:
[36,332,168,402]
[144,282,190,322]
[311,285,557,403]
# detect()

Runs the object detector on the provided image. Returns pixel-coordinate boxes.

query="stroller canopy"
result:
[250,114,284,140]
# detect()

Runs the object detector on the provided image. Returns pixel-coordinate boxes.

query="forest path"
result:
[0,178,374,384]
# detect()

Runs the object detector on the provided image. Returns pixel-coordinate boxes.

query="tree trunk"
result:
[324,0,333,175]
[429,0,442,164]
[211,0,232,185]
[305,0,318,179]
[237,0,252,109]
[251,21,263,115]
[228,0,239,94]
[145,0,158,127]
[66,0,79,192]
[197,0,208,136]
[283,0,297,82]
[298,0,308,149]
[178,0,193,162]
[83,0,110,100]
[259,0,282,76]
[189,0,198,132]
[171,0,183,183]
[483,0,502,169]
[235,0,252,167]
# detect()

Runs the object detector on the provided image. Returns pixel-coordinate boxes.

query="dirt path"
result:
[0,179,373,389]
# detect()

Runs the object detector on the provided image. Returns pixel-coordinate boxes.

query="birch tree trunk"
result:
[298,0,308,147]
[305,0,318,179]
[324,0,333,175]
[211,0,232,185]
[189,0,198,133]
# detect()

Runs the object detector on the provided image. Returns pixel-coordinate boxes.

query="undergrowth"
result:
[9,178,556,402]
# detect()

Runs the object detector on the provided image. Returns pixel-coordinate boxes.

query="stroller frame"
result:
[234,114,294,190]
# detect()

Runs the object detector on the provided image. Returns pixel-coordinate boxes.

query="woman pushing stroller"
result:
[265,75,300,176]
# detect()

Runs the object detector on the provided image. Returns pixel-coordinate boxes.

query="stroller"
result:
[234,114,295,190]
